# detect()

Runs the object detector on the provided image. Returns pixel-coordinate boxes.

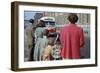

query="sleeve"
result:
[60,28,65,58]
[60,28,64,48]
[80,28,85,47]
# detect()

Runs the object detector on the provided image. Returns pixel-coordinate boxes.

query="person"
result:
[28,19,37,61]
[51,34,62,60]
[33,20,45,61]
[24,19,34,61]
[39,29,49,61]
[42,33,56,61]
[60,13,85,59]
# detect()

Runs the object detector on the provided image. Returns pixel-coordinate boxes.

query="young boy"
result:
[51,34,62,60]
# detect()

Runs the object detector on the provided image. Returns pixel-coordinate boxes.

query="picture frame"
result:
[11,1,98,71]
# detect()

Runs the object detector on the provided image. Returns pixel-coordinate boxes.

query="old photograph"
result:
[24,11,90,62]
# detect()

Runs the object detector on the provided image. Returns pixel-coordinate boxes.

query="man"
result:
[60,13,84,59]
[24,19,34,61]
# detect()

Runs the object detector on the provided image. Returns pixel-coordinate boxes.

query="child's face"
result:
[48,37,55,45]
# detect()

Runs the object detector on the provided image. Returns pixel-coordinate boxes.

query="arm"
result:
[60,29,63,47]
[80,29,85,47]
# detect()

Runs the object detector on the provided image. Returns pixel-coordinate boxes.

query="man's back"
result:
[60,24,84,59]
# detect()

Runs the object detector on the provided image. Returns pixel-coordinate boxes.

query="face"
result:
[48,37,55,45]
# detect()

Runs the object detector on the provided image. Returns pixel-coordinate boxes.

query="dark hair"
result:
[68,13,78,23]
[43,29,49,36]
[40,20,45,27]
[47,33,57,38]
[29,19,34,24]
[36,20,45,27]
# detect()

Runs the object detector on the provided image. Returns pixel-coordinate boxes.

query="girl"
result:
[42,33,56,61]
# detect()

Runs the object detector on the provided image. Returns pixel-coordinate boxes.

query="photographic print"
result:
[24,11,90,61]
[11,1,97,71]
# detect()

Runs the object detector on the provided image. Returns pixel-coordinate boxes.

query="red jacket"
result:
[60,24,84,59]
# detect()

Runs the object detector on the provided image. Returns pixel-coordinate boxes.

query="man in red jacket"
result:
[60,13,85,59]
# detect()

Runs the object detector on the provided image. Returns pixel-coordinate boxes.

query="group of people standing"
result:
[24,13,85,61]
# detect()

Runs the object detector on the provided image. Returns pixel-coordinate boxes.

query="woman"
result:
[33,20,45,61]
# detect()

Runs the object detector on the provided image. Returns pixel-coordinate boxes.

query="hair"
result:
[36,20,45,27]
[47,33,57,38]
[68,13,78,23]
[29,19,34,24]
[43,29,49,36]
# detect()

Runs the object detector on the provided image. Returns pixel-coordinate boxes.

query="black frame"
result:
[11,1,98,71]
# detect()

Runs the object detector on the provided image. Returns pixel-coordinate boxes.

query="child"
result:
[42,33,56,61]
[51,34,62,60]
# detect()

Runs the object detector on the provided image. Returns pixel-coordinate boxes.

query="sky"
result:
[24,11,43,20]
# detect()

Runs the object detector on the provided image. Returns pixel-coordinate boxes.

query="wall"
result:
[0,0,100,73]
